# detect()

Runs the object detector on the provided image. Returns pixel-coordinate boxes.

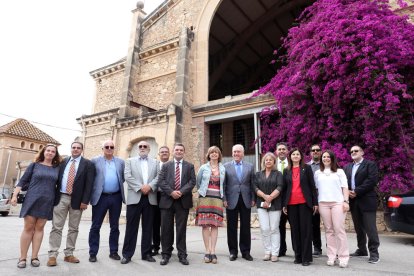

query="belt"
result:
[102,191,120,196]
[61,192,71,196]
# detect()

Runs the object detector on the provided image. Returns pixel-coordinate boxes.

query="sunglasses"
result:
[139,145,148,149]
[311,149,321,152]
[350,150,359,153]
[104,146,114,149]
[72,146,82,150]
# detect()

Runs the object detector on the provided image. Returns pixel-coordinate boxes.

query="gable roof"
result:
[0,118,60,145]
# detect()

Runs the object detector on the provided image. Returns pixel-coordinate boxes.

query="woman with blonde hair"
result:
[195,146,225,264]
[11,144,61,268]
[253,152,284,262]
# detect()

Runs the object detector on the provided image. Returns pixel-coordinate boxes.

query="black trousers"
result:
[160,199,189,259]
[152,192,162,252]
[288,204,313,263]
[226,195,251,256]
[312,212,322,251]
[350,202,380,257]
[122,195,154,258]
[279,212,288,254]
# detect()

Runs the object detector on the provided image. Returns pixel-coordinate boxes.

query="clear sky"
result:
[0,0,164,155]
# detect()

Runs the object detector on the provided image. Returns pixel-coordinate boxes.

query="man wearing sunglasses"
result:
[307,144,323,258]
[344,145,380,264]
[121,141,160,264]
[48,142,95,266]
[88,140,125,263]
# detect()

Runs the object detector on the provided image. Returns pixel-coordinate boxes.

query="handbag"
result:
[16,163,36,204]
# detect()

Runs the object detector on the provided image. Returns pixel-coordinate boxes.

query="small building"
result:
[0,118,60,196]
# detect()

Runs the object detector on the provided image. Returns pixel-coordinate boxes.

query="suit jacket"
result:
[223,160,255,210]
[282,164,317,209]
[55,156,96,209]
[124,156,160,205]
[90,156,125,206]
[158,160,196,209]
[344,159,379,212]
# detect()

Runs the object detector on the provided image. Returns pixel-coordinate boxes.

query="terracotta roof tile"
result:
[0,118,60,145]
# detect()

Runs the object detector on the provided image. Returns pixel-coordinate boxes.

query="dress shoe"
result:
[47,257,57,267]
[120,257,131,264]
[350,249,368,257]
[242,253,253,261]
[160,257,169,266]
[229,254,237,261]
[89,255,97,262]
[179,257,189,265]
[151,250,159,256]
[302,262,311,266]
[64,256,80,263]
[142,255,156,262]
[294,259,302,264]
[368,256,380,264]
[312,249,322,258]
[109,253,121,260]
[278,251,286,257]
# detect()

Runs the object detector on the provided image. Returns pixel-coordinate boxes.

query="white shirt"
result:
[277,158,287,173]
[140,157,148,184]
[314,168,348,203]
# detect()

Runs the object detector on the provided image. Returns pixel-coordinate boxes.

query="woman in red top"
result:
[282,148,318,266]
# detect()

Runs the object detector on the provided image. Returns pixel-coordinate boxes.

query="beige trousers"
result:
[48,194,83,258]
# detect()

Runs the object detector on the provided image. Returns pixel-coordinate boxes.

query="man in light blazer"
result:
[88,140,125,262]
[121,140,160,264]
[224,144,255,261]
[344,145,380,264]
[48,142,95,266]
[158,143,196,266]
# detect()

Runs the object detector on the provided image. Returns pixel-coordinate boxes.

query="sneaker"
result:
[312,250,322,258]
[339,261,348,268]
[368,256,380,264]
[327,260,335,266]
[350,250,368,257]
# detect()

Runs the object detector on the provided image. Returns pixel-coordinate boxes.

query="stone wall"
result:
[93,70,124,113]
[134,74,176,110]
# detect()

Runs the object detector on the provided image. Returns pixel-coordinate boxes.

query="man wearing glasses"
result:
[344,145,380,264]
[88,140,125,262]
[48,142,95,266]
[275,142,288,257]
[307,144,323,258]
[121,141,160,264]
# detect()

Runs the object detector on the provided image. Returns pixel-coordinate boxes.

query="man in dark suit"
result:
[88,140,125,262]
[121,140,160,264]
[47,141,95,266]
[158,143,195,266]
[344,145,380,264]
[224,144,255,261]
[151,146,170,256]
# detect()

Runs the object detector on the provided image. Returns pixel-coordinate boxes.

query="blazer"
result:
[253,170,284,211]
[158,159,196,209]
[344,159,379,212]
[55,156,96,209]
[90,156,125,206]
[124,156,160,206]
[223,160,255,210]
[282,164,317,209]
[196,162,225,198]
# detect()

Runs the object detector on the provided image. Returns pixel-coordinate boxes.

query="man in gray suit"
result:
[88,140,125,262]
[121,141,160,264]
[224,144,255,261]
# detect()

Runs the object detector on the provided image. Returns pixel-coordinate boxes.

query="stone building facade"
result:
[78,0,414,171]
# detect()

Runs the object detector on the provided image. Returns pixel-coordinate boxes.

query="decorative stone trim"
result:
[116,109,169,129]
[89,58,126,80]
[76,108,119,126]
[142,0,181,30]
[138,38,179,60]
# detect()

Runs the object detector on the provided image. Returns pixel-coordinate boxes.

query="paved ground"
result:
[1,213,413,276]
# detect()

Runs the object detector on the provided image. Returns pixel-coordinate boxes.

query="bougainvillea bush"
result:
[254,0,414,193]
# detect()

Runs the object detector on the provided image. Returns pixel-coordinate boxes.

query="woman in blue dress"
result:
[11,144,61,268]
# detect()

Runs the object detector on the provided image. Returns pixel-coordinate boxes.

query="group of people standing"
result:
[10,139,380,269]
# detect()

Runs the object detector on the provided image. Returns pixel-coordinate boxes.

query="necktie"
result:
[175,161,180,190]
[281,160,285,173]
[236,163,242,181]
[66,160,76,194]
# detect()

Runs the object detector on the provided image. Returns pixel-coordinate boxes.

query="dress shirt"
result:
[233,160,243,181]
[351,158,363,190]
[277,158,287,173]
[307,160,320,174]
[61,156,81,193]
[103,158,119,193]
[140,157,149,184]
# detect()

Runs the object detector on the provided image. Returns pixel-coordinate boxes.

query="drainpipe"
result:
[2,148,12,194]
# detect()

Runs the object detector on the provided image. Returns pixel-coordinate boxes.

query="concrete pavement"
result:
[0,213,413,276]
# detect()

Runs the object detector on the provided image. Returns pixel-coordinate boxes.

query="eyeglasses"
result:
[72,146,82,150]
[139,145,148,149]
[104,146,114,150]
[311,149,321,152]
[350,150,359,153]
